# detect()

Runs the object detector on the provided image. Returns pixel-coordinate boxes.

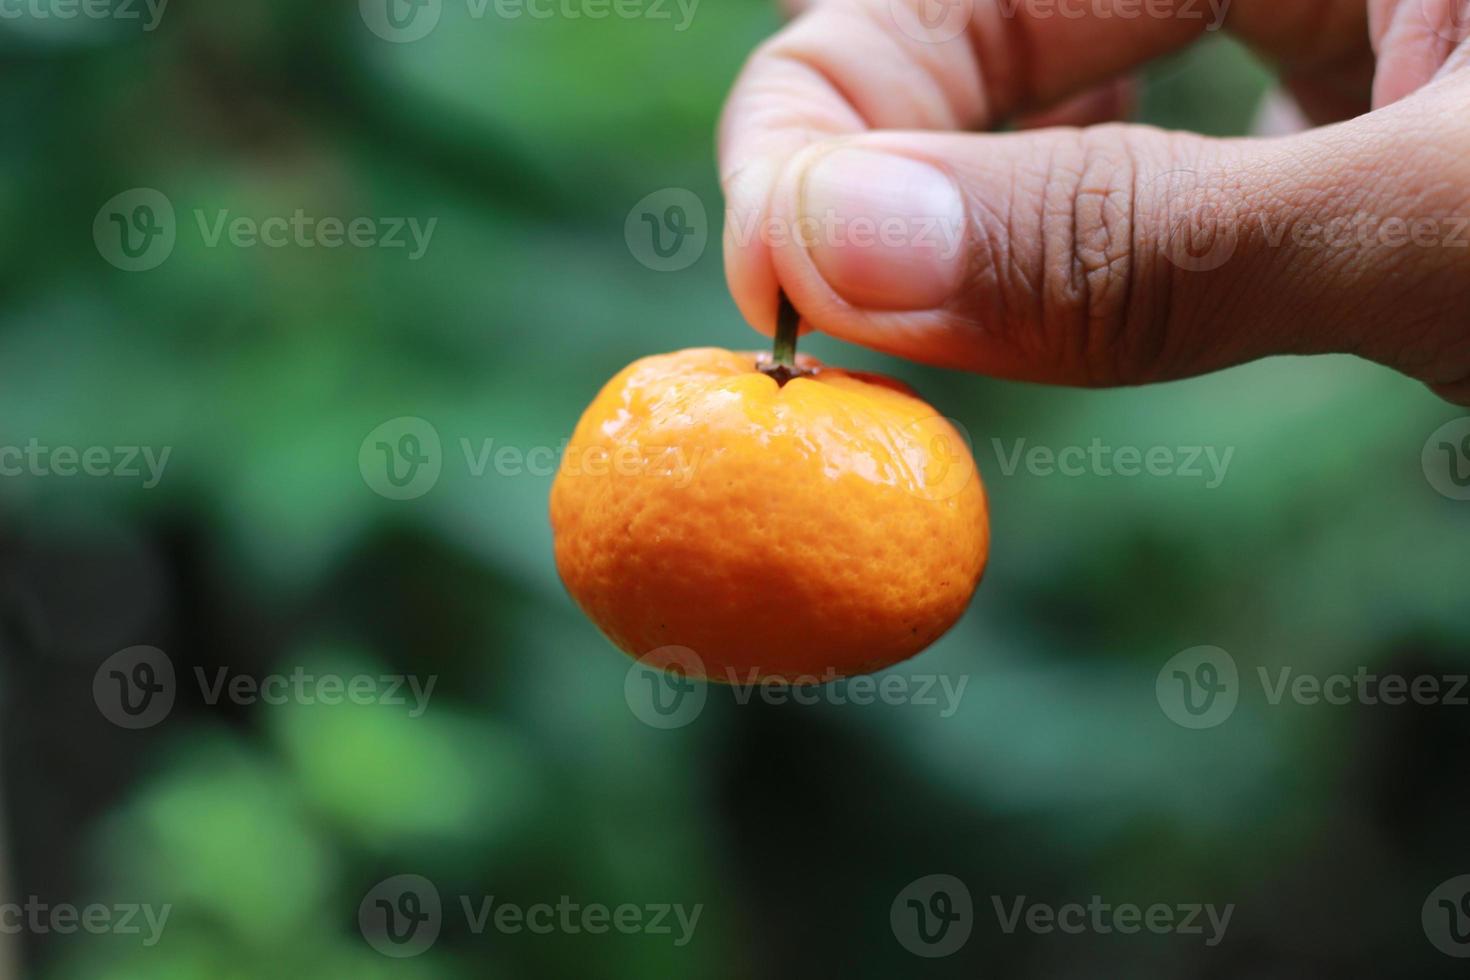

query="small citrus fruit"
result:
[549,347,988,681]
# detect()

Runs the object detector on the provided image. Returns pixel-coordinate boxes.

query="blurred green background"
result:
[1,0,1469,977]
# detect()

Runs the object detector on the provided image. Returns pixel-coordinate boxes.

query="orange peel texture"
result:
[549,348,988,681]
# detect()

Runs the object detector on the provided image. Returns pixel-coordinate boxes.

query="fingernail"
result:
[799,149,967,311]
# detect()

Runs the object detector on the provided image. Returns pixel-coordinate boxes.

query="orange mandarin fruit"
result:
[549,347,987,682]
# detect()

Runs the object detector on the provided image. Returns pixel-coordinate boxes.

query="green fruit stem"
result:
[772,291,799,369]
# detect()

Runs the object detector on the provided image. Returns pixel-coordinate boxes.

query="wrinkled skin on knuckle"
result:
[951,130,1159,385]
[955,190,1013,361]
[1065,130,1148,384]
[1021,129,1158,385]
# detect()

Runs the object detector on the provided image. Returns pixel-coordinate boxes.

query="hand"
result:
[718,0,1470,402]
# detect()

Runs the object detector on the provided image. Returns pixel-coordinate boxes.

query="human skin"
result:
[718,0,1470,403]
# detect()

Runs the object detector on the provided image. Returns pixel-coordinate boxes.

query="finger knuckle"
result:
[1042,128,1153,384]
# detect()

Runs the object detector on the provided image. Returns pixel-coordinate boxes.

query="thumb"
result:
[750,94,1470,394]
